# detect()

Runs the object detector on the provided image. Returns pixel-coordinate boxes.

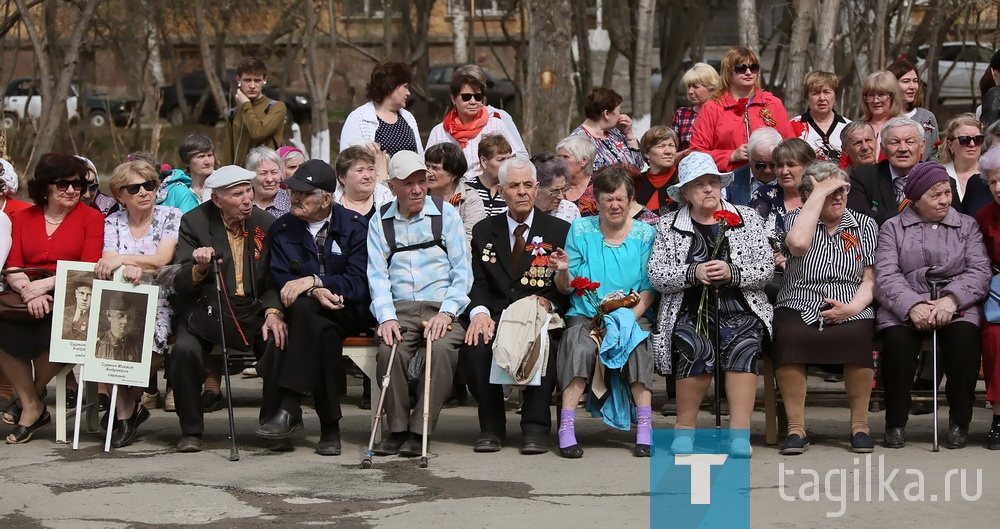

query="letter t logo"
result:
[674,454,729,504]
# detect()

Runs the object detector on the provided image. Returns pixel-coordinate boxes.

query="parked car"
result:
[1,78,137,129]
[159,70,312,126]
[916,42,995,101]
[424,64,518,109]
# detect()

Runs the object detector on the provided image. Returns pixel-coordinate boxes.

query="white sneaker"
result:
[164,389,175,412]
[141,391,159,409]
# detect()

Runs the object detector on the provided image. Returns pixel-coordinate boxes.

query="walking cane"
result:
[362,342,398,469]
[420,331,433,469]
[212,257,240,462]
[927,277,950,453]
[712,284,723,431]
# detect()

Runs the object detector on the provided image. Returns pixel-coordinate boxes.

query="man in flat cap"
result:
[94,296,142,362]
[368,150,471,456]
[170,165,285,453]
[257,159,371,456]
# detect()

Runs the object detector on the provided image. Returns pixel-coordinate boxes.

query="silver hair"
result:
[798,161,848,197]
[498,156,537,187]
[840,120,876,145]
[555,135,596,177]
[244,146,283,174]
[979,145,1000,184]
[880,117,924,148]
[986,120,1000,151]
[748,127,783,161]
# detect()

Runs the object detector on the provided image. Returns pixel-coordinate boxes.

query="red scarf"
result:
[442,108,491,147]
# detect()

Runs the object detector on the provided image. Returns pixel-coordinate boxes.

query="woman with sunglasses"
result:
[859,71,903,160]
[427,71,522,183]
[939,114,985,202]
[889,60,939,162]
[570,87,645,172]
[0,153,104,444]
[690,46,795,174]
[93,161,182,447]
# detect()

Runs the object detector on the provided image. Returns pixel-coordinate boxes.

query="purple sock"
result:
[558,408,578,448]
[636,406,652,446]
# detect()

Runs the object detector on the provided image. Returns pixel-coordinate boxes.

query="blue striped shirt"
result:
[367,196,472,323]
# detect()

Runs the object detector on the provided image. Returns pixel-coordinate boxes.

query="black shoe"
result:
[359,398,371,410]
[268,439,294,452]
[399,432,423,457]
[201,390,224,412]
[255,409,304,439]
[98,393,111,412]
[520,432,550,455]
[911,400,934,415]
[559,444,584,459]
[988,423,1000,450]
[110,418,136,448]
[372,432,408,456]
[633,444,651,457]
[884,426,906,448]
[945,422,968,449]
[316,428,342,456]
[177,435,202,453]
[851,432,875,453]
[779,433,810,455]
[473,433,503,453]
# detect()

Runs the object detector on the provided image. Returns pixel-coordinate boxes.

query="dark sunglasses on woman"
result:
[460,92,485,102]
[121,180,157,195]
[54,180,86,192]
[953,135,985,147]
[733,63,760,74]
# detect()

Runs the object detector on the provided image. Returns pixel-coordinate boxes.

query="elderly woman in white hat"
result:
[647,151,774,457]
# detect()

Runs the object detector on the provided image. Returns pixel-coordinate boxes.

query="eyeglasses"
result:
[830,185,852,197]
[951,135,985,147]
[753,161,776,172]
[85,182,99,195]
[732,63,760,74]
[459,92,485,102]
[121,180,157,195]
[54,180,86,192]
[543,186,567,196]
[863,93,891,102]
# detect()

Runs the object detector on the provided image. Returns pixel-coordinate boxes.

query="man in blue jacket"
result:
[259,159,371,456]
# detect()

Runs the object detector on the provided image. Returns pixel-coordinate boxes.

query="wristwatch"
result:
[441,311,456,322]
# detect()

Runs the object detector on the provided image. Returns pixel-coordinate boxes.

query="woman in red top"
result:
[690,47,795,173]
[0,153,104,444]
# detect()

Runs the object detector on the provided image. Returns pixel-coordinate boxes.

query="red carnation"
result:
[712,209,742,228]
[734,98,749,117]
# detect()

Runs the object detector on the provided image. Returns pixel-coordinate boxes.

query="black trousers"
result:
[880,322,981,429]
[258,297,361,429]
[169,318,266,436]
[466,325,560,438]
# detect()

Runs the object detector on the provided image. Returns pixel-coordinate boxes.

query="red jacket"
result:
[689,90,795,172]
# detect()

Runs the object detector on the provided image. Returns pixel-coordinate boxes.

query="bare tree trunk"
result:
[452,1,467,63]
[523,0,574,153]
[303,0,337,162]
[814,0,841,72]
[873,0,888,69]
[383,0,393,57]
[737,0,760,50]
[15,0,99,175]
[571,0,592,113]
[193,2,229,121]
[630,0,655,133]
[785,0,816,111]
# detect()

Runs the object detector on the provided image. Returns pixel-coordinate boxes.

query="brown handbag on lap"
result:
[0,268,55,322]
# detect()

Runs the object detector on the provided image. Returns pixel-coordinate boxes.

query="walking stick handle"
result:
[421,320,453,330]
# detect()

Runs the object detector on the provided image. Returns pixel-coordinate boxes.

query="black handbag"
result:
[187,292,262,352]
[0,268,55,322]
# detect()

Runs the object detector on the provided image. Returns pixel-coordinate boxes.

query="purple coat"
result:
[874,206,991,331]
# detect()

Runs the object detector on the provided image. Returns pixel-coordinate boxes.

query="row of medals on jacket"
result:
[481,243,553,287]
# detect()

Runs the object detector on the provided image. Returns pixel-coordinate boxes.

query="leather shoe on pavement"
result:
[884,426,906,448]
[177,435,202,453]
[399,433,423,457]
[372,432,407,456]
[945,422,968,449]
[255,409,303,439]
[474,433,503,453]
[520,432,549,455]
[316,430,342,456]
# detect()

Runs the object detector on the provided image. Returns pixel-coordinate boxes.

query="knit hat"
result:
[903,161,950,201]
[277,146,304,161]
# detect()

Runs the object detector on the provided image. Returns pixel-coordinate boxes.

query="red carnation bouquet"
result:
[695,210,743,336]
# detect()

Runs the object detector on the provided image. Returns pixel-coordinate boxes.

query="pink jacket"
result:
[689,90,795,172]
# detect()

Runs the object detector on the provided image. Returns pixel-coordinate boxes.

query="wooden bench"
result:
[761,339,988,445]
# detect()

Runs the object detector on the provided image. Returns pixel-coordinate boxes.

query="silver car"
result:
[917,42,995,101]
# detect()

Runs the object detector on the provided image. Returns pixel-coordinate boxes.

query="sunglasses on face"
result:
[952,135,985,147]
[459,92,485,102]
[54,180,86,192]
[753,161,776,171]
[732,63,760,74]
[120,180,157,195]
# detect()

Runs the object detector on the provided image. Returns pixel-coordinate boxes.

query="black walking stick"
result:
[712,284,723,431]
[212,257,240,462]
[926,276,951,453]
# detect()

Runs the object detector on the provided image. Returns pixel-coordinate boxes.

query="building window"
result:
[342,0,400,19]
[448,0,517,18]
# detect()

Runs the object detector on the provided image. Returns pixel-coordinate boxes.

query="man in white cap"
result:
[170,165,286,453]
[367,150,471,456]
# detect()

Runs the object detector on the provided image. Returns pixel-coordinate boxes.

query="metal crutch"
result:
[420,331,433,469]
[927,278,950,453]
[212,257,240,462]
[362,342,398,469]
